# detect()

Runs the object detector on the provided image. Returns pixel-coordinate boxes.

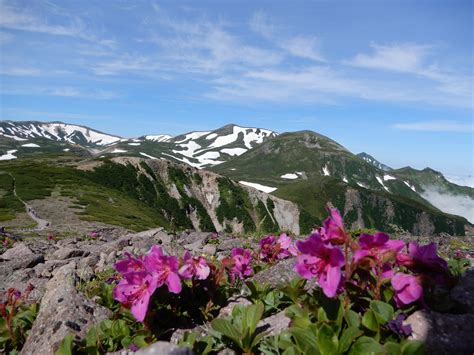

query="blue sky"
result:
[0,0,472,176]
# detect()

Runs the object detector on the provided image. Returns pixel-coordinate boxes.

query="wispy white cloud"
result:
[0,67,41,76]
[348,43,431,73]
[392,120,474,132]
[249,11,275,38]
[347,43,472,103]
[280,36,325,62]
[0,0,115,47]
[1,86,119,99]
[249,11,325,62]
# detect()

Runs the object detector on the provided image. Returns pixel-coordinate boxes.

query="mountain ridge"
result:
[1,120,472,229]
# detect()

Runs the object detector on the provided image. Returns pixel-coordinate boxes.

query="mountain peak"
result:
[357,152,392,171]
[0,120,122,146]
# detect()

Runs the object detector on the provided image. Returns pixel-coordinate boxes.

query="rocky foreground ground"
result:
[1,228,473,354]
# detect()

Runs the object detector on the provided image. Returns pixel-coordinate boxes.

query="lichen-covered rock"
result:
[450,268,474,312]
[405,310,474,354]
[405,268,474,355]
[257,310,291,336]
[20,262,111,355]
[249,258,297,287]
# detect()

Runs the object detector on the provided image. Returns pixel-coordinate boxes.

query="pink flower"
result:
[113,271,158,322]
[229,248,253,281]
[408,242,448,272]
[114,252,145,275]
[391,273,423,307]
[259,234,297,261]
[178,251,210,280]
[294,234,345,297]
[354,232,405,263]
[320,208,347,245]
[144,246,182,294]
[89,231,99,239]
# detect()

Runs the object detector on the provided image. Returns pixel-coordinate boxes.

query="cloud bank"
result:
[421,185,474,223]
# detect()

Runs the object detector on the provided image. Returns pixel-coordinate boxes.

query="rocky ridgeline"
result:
[1,228,473,354]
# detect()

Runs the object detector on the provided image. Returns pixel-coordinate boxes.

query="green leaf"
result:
[55,334,74,355]
[211,318,242,346]
[349,336,383,355]
[361,310,378,332]
[242,302,264,336]
[384,341,402,355]
[402,340,425,355]
[370,300,394,325]
[338,327,363,354]
[344,309,361,328]
[317,324,338,355]
[288,327,320,354]
[132,335,149,348]
[85,326,98,347]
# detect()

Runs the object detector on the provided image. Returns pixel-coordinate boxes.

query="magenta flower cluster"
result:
[113,245,255,322]
[259,234,297,262]
[293,207,449,306]
[112,208,450,322]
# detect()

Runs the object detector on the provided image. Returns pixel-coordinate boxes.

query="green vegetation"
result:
[255,200,279,234]
[0,173,24,221]
[216,177,256,233]
[275,176,467,236]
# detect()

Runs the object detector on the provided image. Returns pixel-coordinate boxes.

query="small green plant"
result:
[244,281,287,316]
[448,250,471,277]
[56,314,152,354]
[0,285,39,353]
[211,302,266,355]
[178,331,216,354]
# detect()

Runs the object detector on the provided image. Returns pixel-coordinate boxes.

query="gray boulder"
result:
[20,262,112,355]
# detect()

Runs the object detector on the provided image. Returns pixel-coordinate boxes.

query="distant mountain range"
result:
[1,120,472,234]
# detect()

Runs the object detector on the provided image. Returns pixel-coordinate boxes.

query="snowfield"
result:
[281,173,299,179]
[239,181,278,193]
[221,148,247,156]
[0,150,18,160]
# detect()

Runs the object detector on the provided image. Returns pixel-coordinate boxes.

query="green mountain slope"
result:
[211,131,470,235]
[0,155,300,235]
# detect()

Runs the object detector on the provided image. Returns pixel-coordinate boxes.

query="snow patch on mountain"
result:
[0,122,121,146]
[144,135,172,142]
[173,141,202,158]
[376,176,390,192]
[140,152,159,160]
[322,165,330,176]
[209,126,275,149]
[281,173,299,179]
[111,149,127,153]
[221,148,247,156]
[239,181,277,193]
[0,150,18,160]
[403,181,416,192]
[383,175,396,181]
[175,131,210,143]
[128,143,141,146]
[21,143,40,148]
